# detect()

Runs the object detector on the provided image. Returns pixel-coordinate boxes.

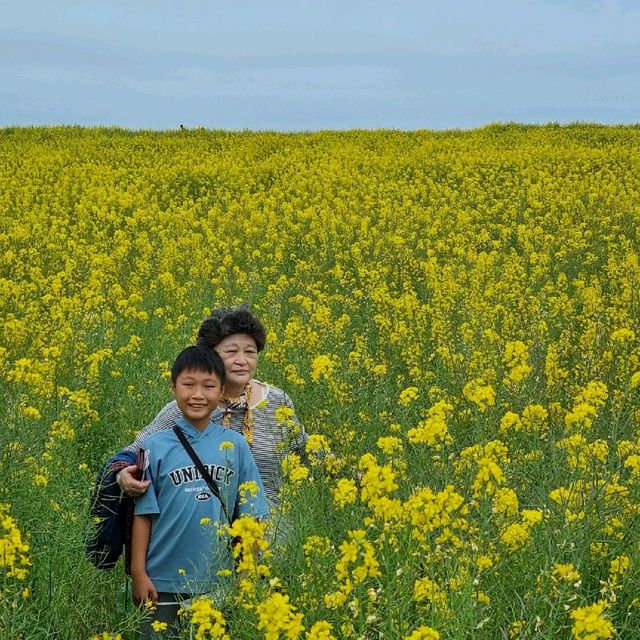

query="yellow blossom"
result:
[463,379,496,412]
[256,592,305,640]
[188,597,230,640]
[414,576,448,608]
[570,601,614,640]
[399,386,419,406]
[376,435,403,454]
[332,478,358,508]
[492,487,519,516]
[553,563,581,584]
[403,626,440,640]
[21,406,42,419]
[306,434,330,454]
[503,340,532,384]
[306,620,337,640]
[282,453,310,485]
[310,354,335,382]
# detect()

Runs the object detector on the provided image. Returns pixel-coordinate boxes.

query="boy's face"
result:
[172,368,223,430]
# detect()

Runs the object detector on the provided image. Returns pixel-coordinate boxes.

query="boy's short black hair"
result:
[171,346,226,385]
[196,304,267,352]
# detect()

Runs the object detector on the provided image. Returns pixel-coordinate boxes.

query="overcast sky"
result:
[1,0,639,130]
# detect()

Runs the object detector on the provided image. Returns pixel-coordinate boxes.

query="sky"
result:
[1,0,639,131]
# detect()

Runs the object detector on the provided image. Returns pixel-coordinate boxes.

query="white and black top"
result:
[127,381,308,506]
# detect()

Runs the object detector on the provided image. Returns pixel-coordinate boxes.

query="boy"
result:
[131,345,269,638]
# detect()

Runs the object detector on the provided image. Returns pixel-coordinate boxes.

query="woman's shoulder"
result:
[255,380,284,399]
[211,424,246,444]
[156,399,180,418]
[255,380,296,406]
[208,423,251,454]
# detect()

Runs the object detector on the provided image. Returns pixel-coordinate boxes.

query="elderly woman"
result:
[120,305,307,504]
[87,305,306,569]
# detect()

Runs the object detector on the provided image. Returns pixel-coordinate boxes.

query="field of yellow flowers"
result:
[1,124,640,639]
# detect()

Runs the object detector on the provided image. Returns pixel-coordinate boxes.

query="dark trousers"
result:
[140,592,190,639]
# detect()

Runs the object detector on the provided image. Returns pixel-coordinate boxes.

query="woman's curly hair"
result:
[196,304,267,352]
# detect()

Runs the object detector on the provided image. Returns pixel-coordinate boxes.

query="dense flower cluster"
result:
[256,592,304,640]
[2,125,639,638]
[570,601,615,640]
[0,504,30,580]
[188,597,230,640]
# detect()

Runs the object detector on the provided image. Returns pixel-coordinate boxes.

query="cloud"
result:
[2,0,640,129]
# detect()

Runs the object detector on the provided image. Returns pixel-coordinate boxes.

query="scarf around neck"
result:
[219,382,253,446]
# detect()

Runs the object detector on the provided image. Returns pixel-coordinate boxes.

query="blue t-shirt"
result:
[135,417,269,593]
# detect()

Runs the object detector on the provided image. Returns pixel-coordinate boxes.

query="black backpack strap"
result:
[172,425,230,523]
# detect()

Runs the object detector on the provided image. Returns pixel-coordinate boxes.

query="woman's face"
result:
[214,333,259,391]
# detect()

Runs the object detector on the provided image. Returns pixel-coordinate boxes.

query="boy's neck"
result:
[186,416,211,432]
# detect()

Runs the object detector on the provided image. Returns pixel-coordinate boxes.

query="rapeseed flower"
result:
[227,516,270,575]
[256,592,304,640]
[359,457,398,503]
[303,535,332,567]
[282,454,310,485]
[306,621,336,640]
[21,406,41,419]
[403,626,440,640]
[503,340,531,384]
[189,597,230,640]
[414,576,448,608]
[239,480,261,505]
[6,125,640,637]
[0,505,31,580]
[399,386,419,406]
[553,563,581,584]
[310,355,335,382]
[306,434,330,454]
[332,479,358,508]
[376,435,403,454]
[570,601,614,640]
[492,487,519,516]
[463,379,496,412]
[335,529,380,586]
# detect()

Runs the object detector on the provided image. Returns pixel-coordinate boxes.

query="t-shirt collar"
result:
[175,416,211,438]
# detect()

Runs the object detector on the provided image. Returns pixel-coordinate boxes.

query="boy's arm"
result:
[131,515,158,606]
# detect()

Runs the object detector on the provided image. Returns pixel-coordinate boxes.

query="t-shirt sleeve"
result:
[234,439,270,519]
[133,448,160,516]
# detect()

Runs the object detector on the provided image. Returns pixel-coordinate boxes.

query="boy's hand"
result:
[132,573,158,607]
[117,465,150,497]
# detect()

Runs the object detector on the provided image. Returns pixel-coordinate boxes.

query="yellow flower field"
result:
[1,124,639,638]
